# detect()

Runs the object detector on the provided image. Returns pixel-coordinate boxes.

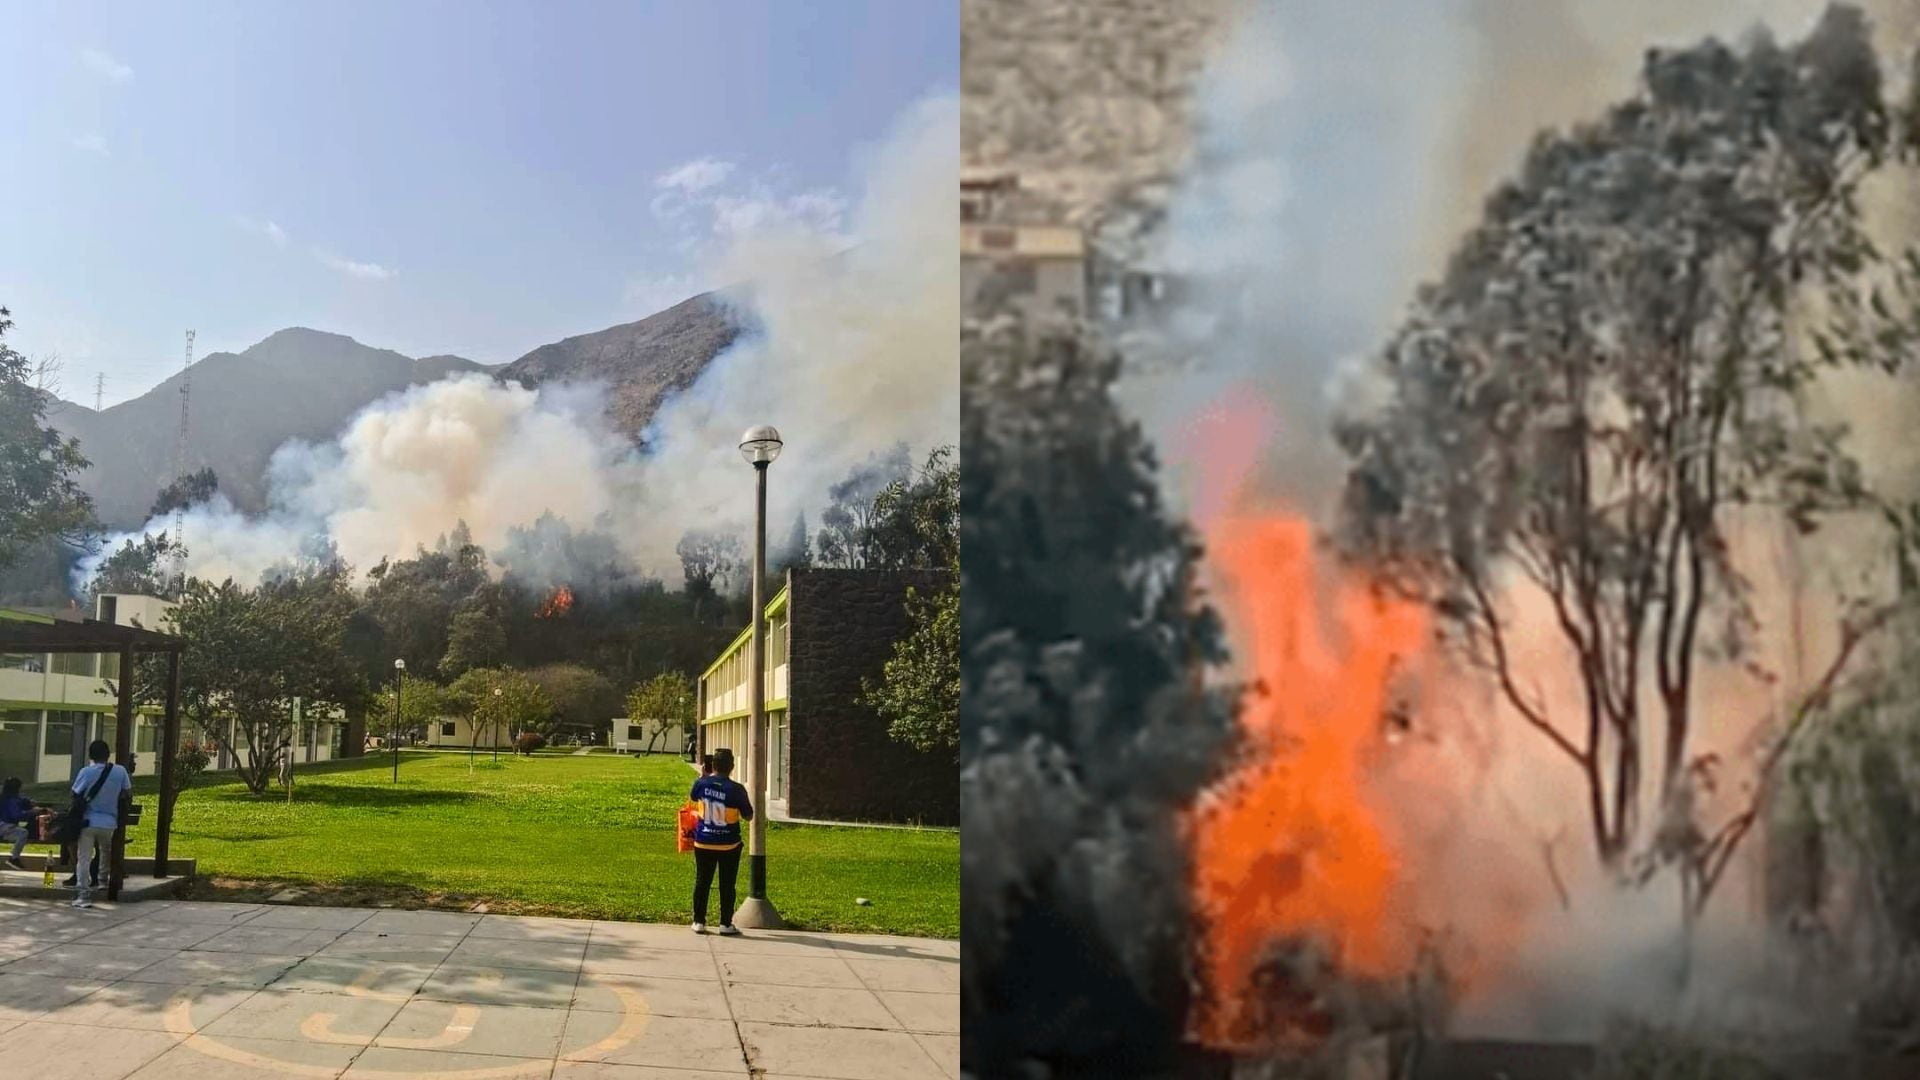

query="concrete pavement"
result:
[0,897,958,1079]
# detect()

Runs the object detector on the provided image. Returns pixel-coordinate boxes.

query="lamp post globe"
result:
[732,424,786,930]
[738,426,782,467]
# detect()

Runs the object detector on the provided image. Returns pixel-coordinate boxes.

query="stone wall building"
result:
[696,567,956,826]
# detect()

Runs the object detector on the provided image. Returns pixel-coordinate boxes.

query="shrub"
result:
[515,732,547,756]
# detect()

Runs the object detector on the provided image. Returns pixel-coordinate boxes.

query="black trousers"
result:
[693,845,742,925]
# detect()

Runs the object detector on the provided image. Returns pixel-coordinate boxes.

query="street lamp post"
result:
[732,425,785,930]
[392,658,405,783]
[493,686,503,764]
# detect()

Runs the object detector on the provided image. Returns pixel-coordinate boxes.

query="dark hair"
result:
[1,777,19,797]
[700,754,714,775]
[713,748,735,776]
[88,739,110,763]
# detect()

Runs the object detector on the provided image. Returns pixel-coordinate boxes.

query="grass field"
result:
[39,752,957,937]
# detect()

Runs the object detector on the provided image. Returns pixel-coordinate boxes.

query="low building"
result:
[962,170,1089,325]
[1,594,346,783]
[612,717,679,755]
[422,715,514,749]
[696,567,955,826]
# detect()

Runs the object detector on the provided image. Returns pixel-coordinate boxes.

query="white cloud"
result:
[80,48,133,84]
[315,249,395,280]
[655,157,736,195]
[711,186,847,239]
[237,216,289,247]
[70,133,109,156]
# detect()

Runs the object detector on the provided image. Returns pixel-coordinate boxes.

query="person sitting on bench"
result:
[1,777,33,870]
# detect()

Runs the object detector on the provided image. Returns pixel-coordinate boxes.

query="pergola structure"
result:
[0,613,184,900]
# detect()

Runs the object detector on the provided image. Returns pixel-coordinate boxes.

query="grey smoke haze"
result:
[1130,0,1917,514]
[78,94,959,592]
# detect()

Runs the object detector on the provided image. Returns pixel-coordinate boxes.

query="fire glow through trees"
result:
[536,584,575,619]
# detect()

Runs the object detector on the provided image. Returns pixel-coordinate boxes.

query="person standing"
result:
[688,747,752,935]
[69,741,129,909]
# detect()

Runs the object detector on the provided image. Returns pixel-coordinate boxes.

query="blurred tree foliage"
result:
[961,316,1231,1075]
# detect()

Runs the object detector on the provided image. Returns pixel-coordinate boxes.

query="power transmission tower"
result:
[94,372,105,412]
[171,330,195,577]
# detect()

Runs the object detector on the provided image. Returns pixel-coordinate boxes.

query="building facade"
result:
[696,568,956,826]
[1,594,344,784]
[423,714,514,749]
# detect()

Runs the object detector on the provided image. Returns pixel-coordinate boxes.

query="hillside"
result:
[494,291,745,442]
[49,295,744,529]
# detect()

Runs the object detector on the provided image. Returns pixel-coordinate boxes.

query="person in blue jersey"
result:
[688,747,753,935]
[69,741,130,908]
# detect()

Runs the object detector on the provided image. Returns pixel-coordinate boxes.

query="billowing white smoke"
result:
[78,94,958,591]
[621,94,960,569]
[78,376,637,587]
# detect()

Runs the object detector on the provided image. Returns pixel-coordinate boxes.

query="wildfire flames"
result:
[536,584,575,619]
[1185,499,1435,1047]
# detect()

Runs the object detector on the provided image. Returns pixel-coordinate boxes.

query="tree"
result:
[527,662,621,740]
[814,443,913,569]
[961,318,1230,1074]
[88,532,183,601]
[771,511,812,577]
[624,671,695,753]
[148,467,219,520]
[1336,7,1919,911]
[449,666,551,746]
[863,573,958,757]
[676,528,742,619]
[0,307,91,571]
[442,596,507,677]
[357,533,490,679]
[171,573,364,794]
[373,676,449,743]
[868,445,959,571]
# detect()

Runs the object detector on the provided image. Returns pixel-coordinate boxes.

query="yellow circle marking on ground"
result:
[161,968,653,1076]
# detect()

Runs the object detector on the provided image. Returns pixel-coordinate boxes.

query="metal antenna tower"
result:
[171,330,195,560]
[94,372,105,412]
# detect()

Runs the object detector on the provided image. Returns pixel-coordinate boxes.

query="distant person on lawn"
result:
[689,747,752,936]
[69,741,130,908]
[1,777,34,869]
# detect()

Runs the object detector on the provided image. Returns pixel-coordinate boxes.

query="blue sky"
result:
[0,1,956,406]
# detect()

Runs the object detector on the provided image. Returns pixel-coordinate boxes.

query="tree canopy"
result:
[0,307,91,571]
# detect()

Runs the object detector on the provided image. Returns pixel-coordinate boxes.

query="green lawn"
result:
[55,752,957,937]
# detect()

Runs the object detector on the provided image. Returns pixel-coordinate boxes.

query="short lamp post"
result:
[391,658,405,783]
[493,686,503,764]
[732,424,785,930]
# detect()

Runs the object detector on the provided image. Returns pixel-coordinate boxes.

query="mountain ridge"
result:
[53,294,742,528]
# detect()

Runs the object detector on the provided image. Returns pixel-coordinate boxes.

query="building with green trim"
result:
[1,593,346,785]
[696,567,956,826]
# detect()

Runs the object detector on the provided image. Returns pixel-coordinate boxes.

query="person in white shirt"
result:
[69,740,130,909]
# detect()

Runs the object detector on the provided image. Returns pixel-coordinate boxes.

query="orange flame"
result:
[536,584,575,619]
[1180,395,1437,1050]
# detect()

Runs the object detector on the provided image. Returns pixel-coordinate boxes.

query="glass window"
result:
[137,722,158,754]
[1,653,45,672]
[628,725,643,741]
[50,652,97,676]
[441,721,457,736]
[43,713,74,756]
[0,712,39,782]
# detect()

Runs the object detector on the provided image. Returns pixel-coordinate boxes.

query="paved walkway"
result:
[0,898,958,1079]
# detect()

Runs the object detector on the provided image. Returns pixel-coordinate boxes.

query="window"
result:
[1,653,45,672]
[137,722,158,754]
[441,721,457,737]
[0,712,39,783]
[50,652,96,676]
[628,725,643,741]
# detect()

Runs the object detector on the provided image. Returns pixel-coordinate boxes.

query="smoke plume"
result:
[78,94,958,592]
